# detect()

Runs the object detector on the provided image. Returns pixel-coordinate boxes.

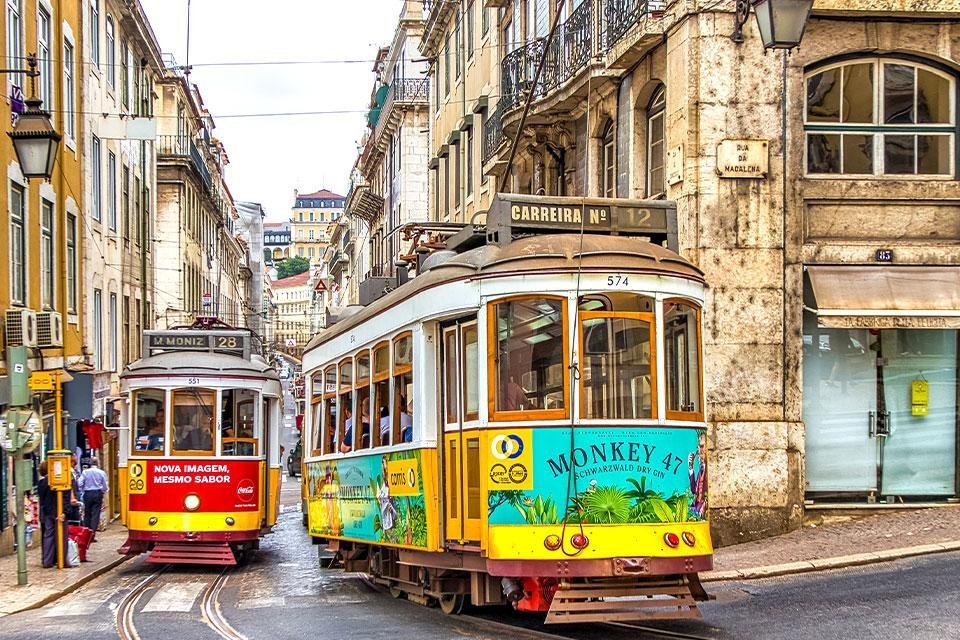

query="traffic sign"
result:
[202,292,213,306]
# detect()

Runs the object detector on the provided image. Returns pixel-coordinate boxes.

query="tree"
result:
[277,256,310,279]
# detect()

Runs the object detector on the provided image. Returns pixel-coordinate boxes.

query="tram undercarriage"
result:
[320,539,710,623]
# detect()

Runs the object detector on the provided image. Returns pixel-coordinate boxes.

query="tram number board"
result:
[149,334,208,349]
[508,203,668,233]
[147,332,246,355]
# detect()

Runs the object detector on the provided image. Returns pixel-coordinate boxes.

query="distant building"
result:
[272,270,314,356]
[235,202,268,337]
[263,221,292,266]
[290,188,345,264]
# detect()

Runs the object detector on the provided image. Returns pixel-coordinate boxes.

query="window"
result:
[465,129,473,196]
[490,297,567,420]
[444,33,451,95]
[63,40,75,138]
[806,58,955,176]
[89,0,99,67]
[372,342,390,447]
[92,135,102,221]
[120,39,128,107]
[354,352,372,450]
[309,229,315,240]
[123,295,130,363]
[105,16,115,88]
[482,2,489,35]
[392,333,413,443]
[462,324,479,420]
[453,141,461,209]
[602,120,615,198]
[132,389,166,454]
[109,293,117,370]
[664,300,701,418]
[40,200,54,309]
[466,1,475,61]
[580,313,655,420]
[6,0,23,89]
[337,358,353,452]
[9,183,25,305]
[646,86,666,198]
[122,164,129,242]
[108,151,117,230]
[37,6,52,110]
[134,176,141,245]
[221,389,258,456]
[66,214,77,313]
[455,18,462,79]
[93,289,102,369]
[171,388,215,454]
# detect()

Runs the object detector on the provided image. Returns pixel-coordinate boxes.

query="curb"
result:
[1,554,134,617]
[702,539,960,582]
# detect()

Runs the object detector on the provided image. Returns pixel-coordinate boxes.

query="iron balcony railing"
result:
[482,100,507,164]
[156,134,213,192]
[374,77,430,143]
[605,0,665,49]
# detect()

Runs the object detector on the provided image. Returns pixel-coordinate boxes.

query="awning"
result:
[807,266,960,329]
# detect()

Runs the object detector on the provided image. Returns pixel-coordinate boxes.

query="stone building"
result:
[263,221,292,266]
[272,270,313,356]
[422,0,960,544]
[347,0,432,304]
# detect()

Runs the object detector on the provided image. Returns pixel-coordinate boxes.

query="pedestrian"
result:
[80,458,109,539]
[68,453,84,523]
[37,460,71,568]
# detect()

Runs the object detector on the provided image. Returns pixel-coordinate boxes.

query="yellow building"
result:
[1,0,85,551]
[289,188,344,264]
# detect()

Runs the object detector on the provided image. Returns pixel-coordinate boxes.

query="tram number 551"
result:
[606,275,630,287]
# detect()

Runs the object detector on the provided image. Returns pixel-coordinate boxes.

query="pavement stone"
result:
[0,521,131,617]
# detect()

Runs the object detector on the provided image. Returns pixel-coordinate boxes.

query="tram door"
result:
[442,319,482,543]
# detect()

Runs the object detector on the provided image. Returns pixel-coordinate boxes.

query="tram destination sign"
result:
[485,194,677,251]
[144,330,250,358]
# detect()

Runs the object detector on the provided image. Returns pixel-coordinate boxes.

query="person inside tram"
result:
[176,414,213,451]
[339,406,354,454]
[400,398,413,443]
[378,407,390,444]
[222,423,236,455]
[501,375,528,411]
[359,406,371,448]
[146,418,164,451]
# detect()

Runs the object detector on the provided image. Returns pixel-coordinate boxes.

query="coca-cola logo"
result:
[236,479,255,503]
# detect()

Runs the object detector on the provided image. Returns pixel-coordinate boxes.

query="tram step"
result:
[146,542,237,566]
[544,578,701,624]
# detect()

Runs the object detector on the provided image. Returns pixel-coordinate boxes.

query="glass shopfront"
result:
[803,310,958,499]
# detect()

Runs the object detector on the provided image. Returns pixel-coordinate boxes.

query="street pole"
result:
[14,449,27,585]
[54,371,64,570]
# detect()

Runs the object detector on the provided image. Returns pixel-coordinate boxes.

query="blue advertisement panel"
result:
[306,449,434,548]
[487,427,707,526]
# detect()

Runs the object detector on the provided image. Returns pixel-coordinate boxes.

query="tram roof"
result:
[305,233,704,353]
[122,351,279,380]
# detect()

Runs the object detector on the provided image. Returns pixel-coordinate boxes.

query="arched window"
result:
[805,57,955,176]
[646,86,666,198]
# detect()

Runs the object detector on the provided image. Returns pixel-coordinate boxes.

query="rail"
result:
[156,134,213,192]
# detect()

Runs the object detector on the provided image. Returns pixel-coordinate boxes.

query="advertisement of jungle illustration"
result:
[306,449,438,550]
[487,427,707,526]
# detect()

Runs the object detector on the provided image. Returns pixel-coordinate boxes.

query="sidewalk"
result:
[704,504,960,581]
[0,521,131,617]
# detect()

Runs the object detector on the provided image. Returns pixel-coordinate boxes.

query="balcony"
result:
[482,100,507,165]
[157,134,213,192]
[372,78,430,153]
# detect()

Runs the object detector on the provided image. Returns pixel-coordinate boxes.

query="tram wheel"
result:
[438,593,465,615]
[389,585,405,599]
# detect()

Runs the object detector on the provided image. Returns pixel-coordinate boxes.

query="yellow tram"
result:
[117,321,283,564]
[302,195,711,622]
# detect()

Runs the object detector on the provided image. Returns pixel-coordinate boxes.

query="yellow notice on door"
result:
[128,461,147,494]
[387,458,420,497]
[911,379,929,417]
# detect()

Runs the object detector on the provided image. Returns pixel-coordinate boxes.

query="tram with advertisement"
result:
[301,194,712,623]
[116,319,282,565]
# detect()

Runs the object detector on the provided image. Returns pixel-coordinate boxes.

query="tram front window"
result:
[133,389,166,454]
[221,388,259,456]
[492,297,566,418]
[172,389,216,455]
[580,314,655,420]
[664,300,702,418]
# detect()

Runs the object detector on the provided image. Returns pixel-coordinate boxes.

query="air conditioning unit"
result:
[5,309,38,348]
[37,311,63,348]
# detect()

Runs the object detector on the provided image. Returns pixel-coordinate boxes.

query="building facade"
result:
[272,270,313,357]
[347,0,432,305]
[289,188,344,264]
[235,201,267,337]
[263,221,291,266]
[422,0,960,544]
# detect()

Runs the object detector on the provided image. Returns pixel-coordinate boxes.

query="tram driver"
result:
[175,414,214,452]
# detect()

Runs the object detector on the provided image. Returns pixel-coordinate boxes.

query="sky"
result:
[140,0,404,222]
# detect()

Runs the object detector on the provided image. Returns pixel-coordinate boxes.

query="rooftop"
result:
[295,188,344,201]
[272,270,312,288]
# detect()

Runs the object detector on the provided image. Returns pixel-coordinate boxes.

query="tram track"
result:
[115,565,246,640]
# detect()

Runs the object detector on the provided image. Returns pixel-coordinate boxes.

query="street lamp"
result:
[6,54,60,179]
[733,0,814,50]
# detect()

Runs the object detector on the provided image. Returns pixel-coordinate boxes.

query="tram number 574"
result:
[606,275,630,287]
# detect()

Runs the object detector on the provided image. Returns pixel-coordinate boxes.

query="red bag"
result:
[68,525,94,562]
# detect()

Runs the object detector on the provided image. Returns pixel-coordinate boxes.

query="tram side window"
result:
[338,359,353,453]
[133,389,166,454]
[321,366,337,455]
[393,333,413,443]
[355,352,372,450]
[372,342,391,446]
[172,388,216,454]
[311,371,324,455]
[491,297,566,419]
[580,311,655,420]
[462,324,479,421]
[664,300,702,418]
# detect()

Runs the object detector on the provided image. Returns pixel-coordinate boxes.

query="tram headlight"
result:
[148,516,158,526]
[184,494,201,511]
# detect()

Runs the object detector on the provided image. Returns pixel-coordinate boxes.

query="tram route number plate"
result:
[128,461,147,494]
